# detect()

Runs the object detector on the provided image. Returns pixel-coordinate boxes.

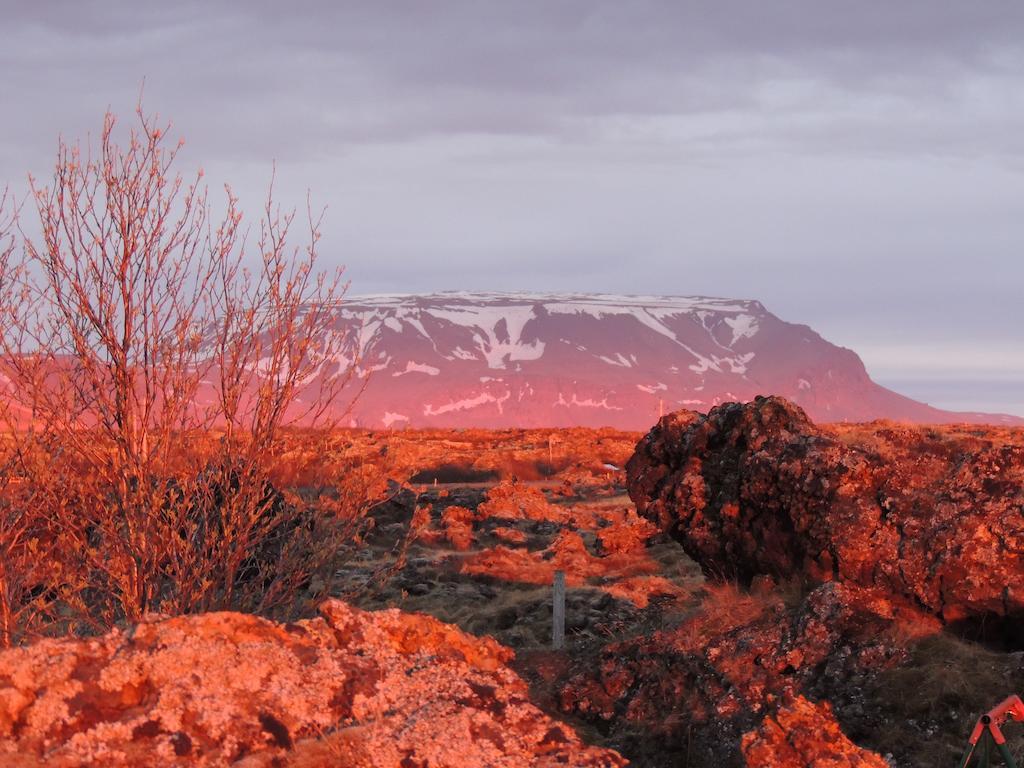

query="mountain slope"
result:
[325,292,1020,429]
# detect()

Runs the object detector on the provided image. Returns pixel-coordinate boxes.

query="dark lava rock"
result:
[560,581,928,767]
[626,396,1024,626]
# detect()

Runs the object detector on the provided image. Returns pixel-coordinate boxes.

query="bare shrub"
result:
[0,107,375,643]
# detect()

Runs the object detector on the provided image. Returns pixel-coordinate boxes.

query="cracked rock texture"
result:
[560,580,931,766]
[626,396,1024,625]
[0,600,625,767]
[740,695,888,768]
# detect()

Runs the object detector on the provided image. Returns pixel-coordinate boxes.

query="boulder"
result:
[741,695,888,768]
[627,396,1024,625]
[0,600,625,767]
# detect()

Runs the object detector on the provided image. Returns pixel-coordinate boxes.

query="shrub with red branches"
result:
[0,107,379,644]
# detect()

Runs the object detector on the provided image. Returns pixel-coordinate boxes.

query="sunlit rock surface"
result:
[560,580,930,765]
[627,396,1024,625]
[741,695,888,768]
[0,600,626,767]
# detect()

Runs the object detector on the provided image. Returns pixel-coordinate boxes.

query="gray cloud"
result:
[7,2,1024,158]
[2,1,1023,412]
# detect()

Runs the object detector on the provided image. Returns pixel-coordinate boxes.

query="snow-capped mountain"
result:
[324,292,1019,429]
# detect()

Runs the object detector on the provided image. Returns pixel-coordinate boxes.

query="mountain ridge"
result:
[324,291,1022,429]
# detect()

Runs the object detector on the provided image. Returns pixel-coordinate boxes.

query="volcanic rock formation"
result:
[741,695,889,768]
[561,580,931,766]
[626,396,1024,629]
[0,600,625,767]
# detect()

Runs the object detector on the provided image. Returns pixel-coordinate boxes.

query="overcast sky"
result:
[2,1,1023,414]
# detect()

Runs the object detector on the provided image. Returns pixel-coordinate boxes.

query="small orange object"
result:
[968,696,1024,747]
[958,695,1024,767]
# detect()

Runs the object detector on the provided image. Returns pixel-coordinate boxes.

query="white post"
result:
[552,570,566,649]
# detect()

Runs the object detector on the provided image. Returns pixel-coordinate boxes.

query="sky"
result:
[2,1,1023,414]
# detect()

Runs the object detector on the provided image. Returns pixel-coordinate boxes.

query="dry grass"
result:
[0,438,395,644]
[669,582,778,652]
[859,632,1024,766]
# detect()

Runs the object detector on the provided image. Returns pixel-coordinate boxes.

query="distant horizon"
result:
[874,374,1024,420]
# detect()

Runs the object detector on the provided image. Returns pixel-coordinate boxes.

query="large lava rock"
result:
[626,396,1024,625]
[0,601,625,767]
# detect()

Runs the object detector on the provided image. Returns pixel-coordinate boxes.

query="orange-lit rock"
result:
[601,576,690,609]
[476,479,566,523]
[441,504,476,550]
[596,510,659,555]
[315,428,638,490]
[741,696,888,768]
[0,601,626,767]
[460,528,681,610]
[627,396,1024,625]
[491,526,528,545]
[562,581,935,765]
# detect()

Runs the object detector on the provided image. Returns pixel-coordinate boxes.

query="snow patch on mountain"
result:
[424,391,512,416]
[555,392,623,411]
[382,411,409,427]
[393,361,441,377]
[599,353,632,368]
[724,314,759,345]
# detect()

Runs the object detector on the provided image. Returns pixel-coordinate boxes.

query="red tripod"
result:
[957,695,1024,767]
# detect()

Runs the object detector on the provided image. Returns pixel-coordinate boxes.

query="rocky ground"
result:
[2,411,1023,766]
[621,397,1024,765]
[0,599,625,767]
[343,407,1024,766]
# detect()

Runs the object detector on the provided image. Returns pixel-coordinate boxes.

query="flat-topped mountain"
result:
[325,292,1019,429]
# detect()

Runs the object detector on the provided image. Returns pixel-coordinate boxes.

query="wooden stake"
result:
[552,570,566,649]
